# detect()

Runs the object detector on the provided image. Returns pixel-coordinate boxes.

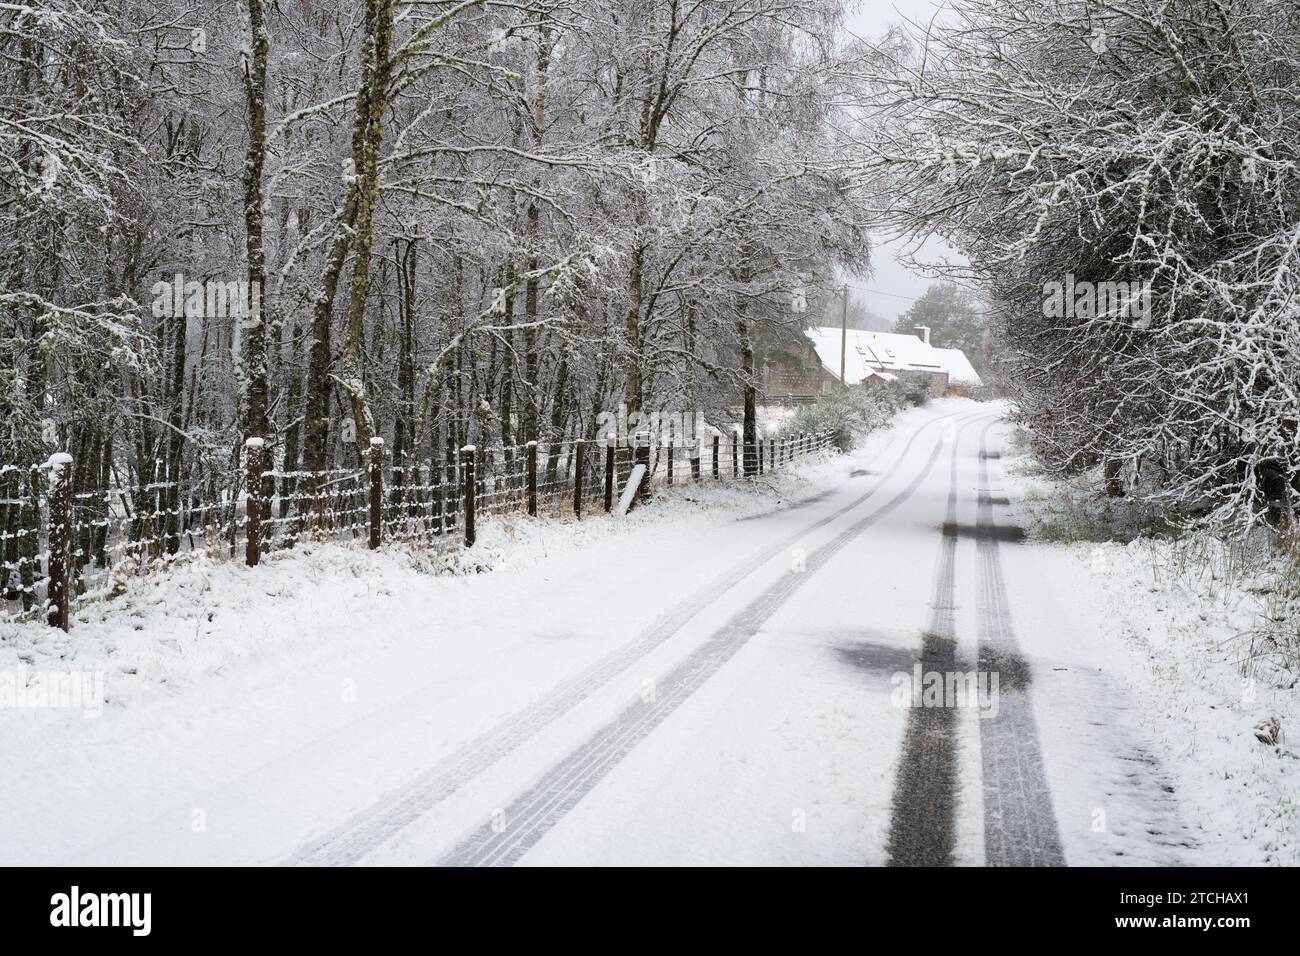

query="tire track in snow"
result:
[976,425,1066,866]
[436,415,995,867]
[286,410,983,865]
[885,419,964,866]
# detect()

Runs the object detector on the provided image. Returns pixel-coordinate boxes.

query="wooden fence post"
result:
[462,445,476,547]
[432,455,443,535]
[368,437,384,549]
[573,439,585,519]
[526,440,538,516]
[732,431,739,478]
[691,439,701,481]
[666,438,674,486]
[447,447,458,534]
[757,438,764,475]
[604,435,615,512]
[245,437,264,566]
[635,432,651,501]
[712,434,720,479]
[46,452,73,631]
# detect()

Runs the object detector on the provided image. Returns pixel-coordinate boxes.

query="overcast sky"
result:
[841,0,960,322]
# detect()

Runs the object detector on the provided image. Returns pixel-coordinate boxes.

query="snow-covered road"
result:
[2,401,1212,866]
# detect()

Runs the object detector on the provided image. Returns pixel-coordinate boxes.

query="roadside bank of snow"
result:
[1000,433,1300,866]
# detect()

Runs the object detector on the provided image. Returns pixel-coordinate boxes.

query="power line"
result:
[844,284,925,302]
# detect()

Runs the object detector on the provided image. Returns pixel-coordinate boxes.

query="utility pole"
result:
[839,285,849,385]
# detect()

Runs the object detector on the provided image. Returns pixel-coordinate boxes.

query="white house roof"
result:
[931,347,983,387]
[805,327,979,387]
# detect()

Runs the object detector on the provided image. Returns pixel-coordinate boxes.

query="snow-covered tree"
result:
[857,0,1300,528]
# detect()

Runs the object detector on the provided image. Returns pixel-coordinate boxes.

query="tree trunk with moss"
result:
[241,0,270,445]
[302,0,394,473]
[334,0,396,452]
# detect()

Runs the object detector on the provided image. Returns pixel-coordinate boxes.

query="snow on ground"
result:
[0,401,955,865]
[4,397,1293,867]
[998,433,1300,866]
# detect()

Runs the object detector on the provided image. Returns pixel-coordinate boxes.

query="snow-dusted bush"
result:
[779,383,910,451]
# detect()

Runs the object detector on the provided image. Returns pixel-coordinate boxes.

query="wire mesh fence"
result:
[0,429,836,630]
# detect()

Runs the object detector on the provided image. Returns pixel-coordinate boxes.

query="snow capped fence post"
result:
[462,445,476,548]
[690,439,701,481]
[244,437,265,567]
[604,436,615,513]
[666,437,674,486]
[732,430,739,478]
[46,453,73,631]
[526,440,538,517]
[573,439,585,519]
[368,438,384,550]
[712,435,720,479]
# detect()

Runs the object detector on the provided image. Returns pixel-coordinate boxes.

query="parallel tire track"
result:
[437,415,995,867]
[885,420,965,866]
[976,424,1066,866]
[286,410,982,865]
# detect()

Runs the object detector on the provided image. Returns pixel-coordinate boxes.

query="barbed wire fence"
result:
[0,429,837,631]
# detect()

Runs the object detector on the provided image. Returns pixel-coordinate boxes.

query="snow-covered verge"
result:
[1001,429,1300,866]
[1,401,934,716]
[0,447,843,715]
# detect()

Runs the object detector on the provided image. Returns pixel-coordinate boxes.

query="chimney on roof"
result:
[914,325,931,346]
